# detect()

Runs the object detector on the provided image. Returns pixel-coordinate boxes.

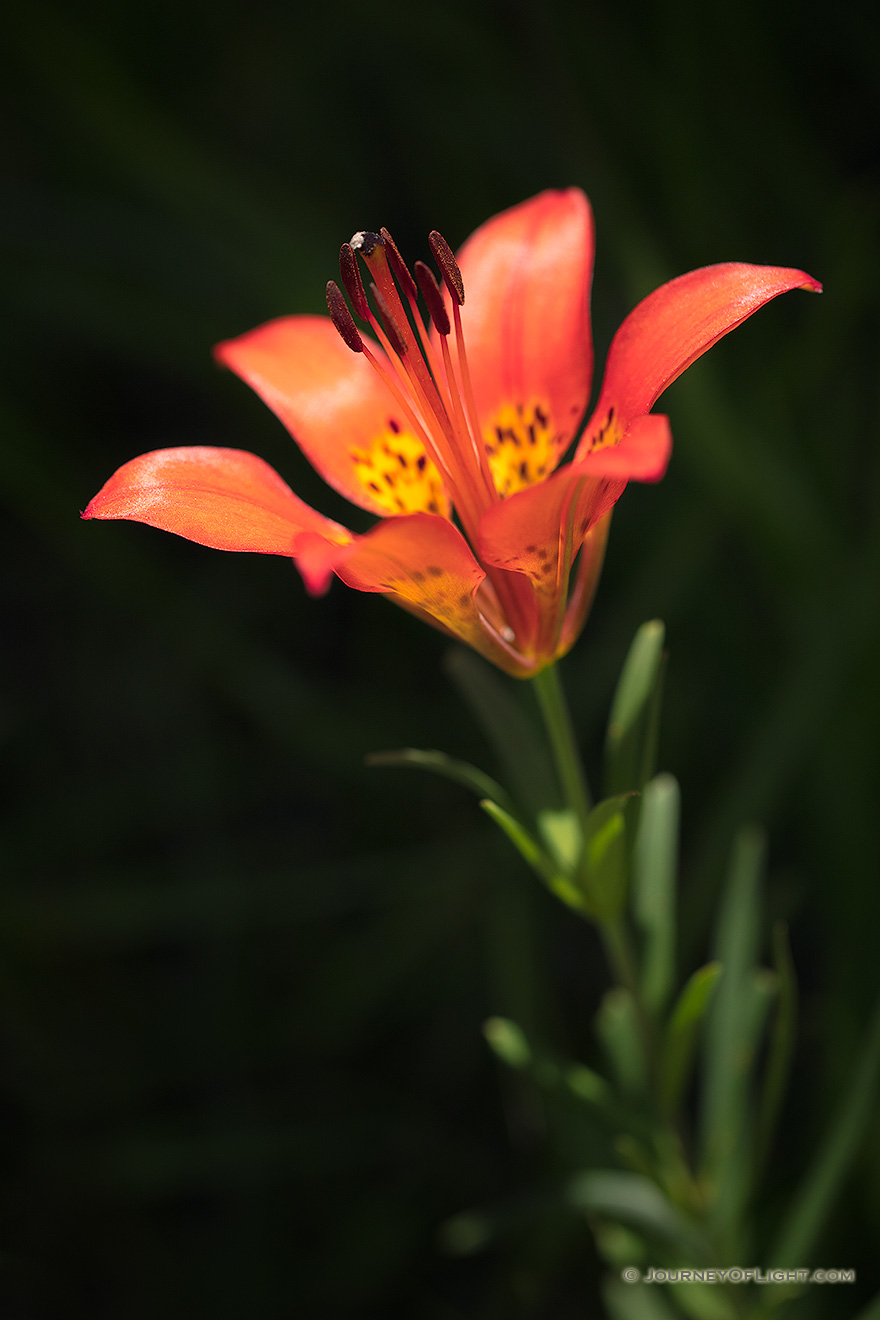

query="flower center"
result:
[325,227,498,543]
[483,399,558,497]
[349,424,449,517]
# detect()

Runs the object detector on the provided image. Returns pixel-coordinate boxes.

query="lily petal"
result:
[216,316,449,519]
[579,262,822,453]
[327,513,528,672]
[455,189,595,483]
[83,446,350,555]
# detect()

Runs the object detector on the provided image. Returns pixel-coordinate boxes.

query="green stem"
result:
[531,662,592,831]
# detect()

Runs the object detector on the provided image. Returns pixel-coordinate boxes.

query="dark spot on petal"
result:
[518,460,528,480]
[428,565,444,577]
[411,570,425,582]
[416,454,427,472]
[427,500,439,514]
[397,452,408,467]
[525,544,537,554]
[537,548,550,561]
[388,417,401,433]
[458,592,472,608]
[368,481,381,492]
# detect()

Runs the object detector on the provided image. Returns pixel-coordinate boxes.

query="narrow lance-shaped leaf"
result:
[700,828,775,1253]
[579,794,635,921]
[605,621,666,797]
[567,1170,710,1261]
[597,988,647,1098]
[632,774,680,1017]
[483,1016,654,1139]
[365,746,515,814]
[603,1278,681,1320]
[754,920,798,1179]
[768,994,880,1268]
[660,961,722,1119]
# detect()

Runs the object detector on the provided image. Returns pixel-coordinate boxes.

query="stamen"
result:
[428,231,465,305]
[326,281,363,353]
[369,282,408,357]
[339,243,370,319]
[350,230,384,258]
[413,261,451,336]
[380,228,419,303]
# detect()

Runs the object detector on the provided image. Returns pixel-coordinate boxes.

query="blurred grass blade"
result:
[633,774,680,1015]
[597,988,647,1097]
[445,647,560,818]
[852,1291,880,1320]
[768,994,880,1267]
[661,962,722,1118]
[755,920,798,1177]
[366,747,515,813]
[567,1170,709,1260]
[603,1279,680,1320]
[605,620,666,797]
[699,827,768,1246]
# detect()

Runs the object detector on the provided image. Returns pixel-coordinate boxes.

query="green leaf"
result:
[482,1016,657,1144]
[633,774,680,1016]
[536,806,582,872]
[605,620,666,797]
[603,1278,681,1320]
[699,828,772,1249]
[754,920,798,1178]
[483,1016,533,1069]
[668,1281,738,1320]
[852,1290,880,1320]
[660,962,722,1118]
[478,799,560,890]
[567,1170,709,1260]
[767,994,880,1267]
[580,793,636,921]
[444,647,560,818]
[365,747,515,812]
[597,988,647,1097]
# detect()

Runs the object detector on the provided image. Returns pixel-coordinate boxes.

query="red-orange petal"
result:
[83,446,350,555]
[477,416,666,586]
[475,416,670,652]
[215,315,446,518]
[326,513,529,673]
[454,189,595,464]
[579,263,822,452]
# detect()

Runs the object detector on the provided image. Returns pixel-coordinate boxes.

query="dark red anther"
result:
[350,230,384,258]
[414,260,451,336]
[369,282,408,357]
[339,243,370,320]
[380,228,419,303]
[326,281,363,353]
[428,230,464,305]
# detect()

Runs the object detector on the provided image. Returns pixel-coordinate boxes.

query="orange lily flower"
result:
[83,191,820,676]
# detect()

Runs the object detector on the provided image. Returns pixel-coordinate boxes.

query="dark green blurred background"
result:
[3,0,879,1315]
